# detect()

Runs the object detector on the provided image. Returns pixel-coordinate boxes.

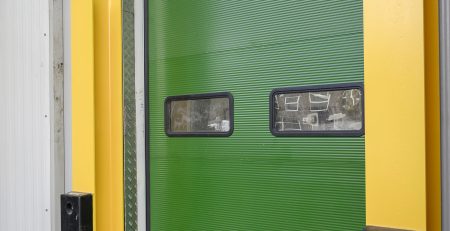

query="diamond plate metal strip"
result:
[123,0,138,230]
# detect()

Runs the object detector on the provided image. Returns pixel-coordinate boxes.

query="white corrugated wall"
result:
[0,0,52,230]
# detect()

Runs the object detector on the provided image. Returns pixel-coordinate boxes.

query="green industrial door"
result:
[148,1,365,230]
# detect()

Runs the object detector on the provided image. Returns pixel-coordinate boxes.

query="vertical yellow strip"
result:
[425,0,441,230]
[365,0,427,230]
[93,0,124,230]
[71,0,97,230]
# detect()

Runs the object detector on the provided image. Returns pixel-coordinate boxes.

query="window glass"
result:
[167,95,231,135]
[272,88,363,133]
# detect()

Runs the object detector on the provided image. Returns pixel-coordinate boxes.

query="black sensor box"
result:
[61,192,93,231]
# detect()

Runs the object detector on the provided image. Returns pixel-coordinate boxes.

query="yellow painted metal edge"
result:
[365,0,427,230]
[424,0,441,230]
[72,0,124,230]
[93,0,124,230]
[71,0,97,230]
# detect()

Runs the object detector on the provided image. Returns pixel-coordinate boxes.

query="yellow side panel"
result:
[71,0,95,193]
[70,0,95,227]
[71,0,97,230]
[93,0,124,230]
[425,0,441,230]
[365,0,427,230]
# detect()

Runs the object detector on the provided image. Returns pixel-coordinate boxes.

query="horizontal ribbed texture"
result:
[149,1,364,230]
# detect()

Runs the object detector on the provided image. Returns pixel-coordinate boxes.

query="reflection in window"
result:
[168,97,231,134]
[273,88,362,132]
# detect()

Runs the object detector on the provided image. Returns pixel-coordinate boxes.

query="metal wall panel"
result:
[0,0,52,230]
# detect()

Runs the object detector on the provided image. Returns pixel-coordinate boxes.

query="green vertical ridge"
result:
[149,1,365,230]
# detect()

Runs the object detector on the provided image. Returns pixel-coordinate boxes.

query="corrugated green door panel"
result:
[148,1,365,230]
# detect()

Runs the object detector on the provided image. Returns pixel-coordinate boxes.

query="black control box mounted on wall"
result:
[61,192,93,231]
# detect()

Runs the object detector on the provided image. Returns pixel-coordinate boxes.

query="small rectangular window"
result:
[270,83,364,136]
[165,92,233,136]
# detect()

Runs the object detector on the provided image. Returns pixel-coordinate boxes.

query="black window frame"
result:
[269,83,365,137]
[165,92,234,137]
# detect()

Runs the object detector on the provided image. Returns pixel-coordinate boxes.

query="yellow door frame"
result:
[424,0,441,230]
[71,0,97,228]
[365,0,440,230]
[93,0,124,230]
[71,0,124,231]
[71,0,441,230]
